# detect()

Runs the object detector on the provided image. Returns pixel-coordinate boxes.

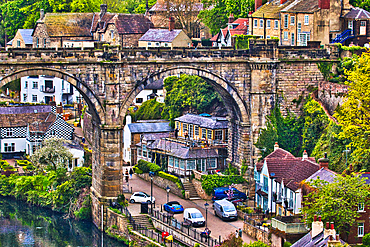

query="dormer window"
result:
[228,24,233,29]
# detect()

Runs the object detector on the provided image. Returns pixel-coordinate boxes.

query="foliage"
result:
[162,75,223,127]
[0,159,15,171]
[74,195,92,220]
[223,163,240,175]
[317,62,333,81]
[136,159,161,173]
[236,205,254,214]
[158,171,183,189]
[243,241,270,247]
[302,172,370,240]
[220,232,243,247]
[283,242,292,247]
[255,105,304,159]
[201,174,245,195]
[335,52,370,171]
[83,145,92,167]
[30,138,73,173]
[363,232,370,246]
[198,0,253,34]
[133,165,143,174]
[234,35,260,50]
[130,99,165,121]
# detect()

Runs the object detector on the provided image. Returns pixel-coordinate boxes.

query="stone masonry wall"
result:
[137,173,183,198]
[191,179,212,200]
[244,222,270,245]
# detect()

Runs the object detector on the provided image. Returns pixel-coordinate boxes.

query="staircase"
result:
[331,29,354,44]
[183,182,201,200]
[131,215,154,229]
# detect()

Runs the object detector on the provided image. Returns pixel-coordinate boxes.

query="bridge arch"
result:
[119,66,251,166]
[0,68,104,123]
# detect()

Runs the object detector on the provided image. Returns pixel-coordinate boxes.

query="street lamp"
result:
[166,185,170,203]
[149,171,155,215]
[204,202,209,227]
[343,148,350,168]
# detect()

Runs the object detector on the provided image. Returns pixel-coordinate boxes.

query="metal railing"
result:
[150,208,221,247]
[271,218,309,234]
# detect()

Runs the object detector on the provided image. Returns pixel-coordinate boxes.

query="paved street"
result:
[124,173,255,244]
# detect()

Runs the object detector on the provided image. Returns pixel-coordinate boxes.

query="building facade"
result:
[211,15,249,47]
[134,79,164,105]
[7,29,33,48]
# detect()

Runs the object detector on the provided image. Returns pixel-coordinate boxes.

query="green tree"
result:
[302,172,370,241]
[130,99,165,121]
[363,232,370,246]
[30,138,73,173]
[335,52,370,171]
[243,241,270,247]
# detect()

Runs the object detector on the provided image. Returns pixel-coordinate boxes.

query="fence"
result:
[150,208,221,247]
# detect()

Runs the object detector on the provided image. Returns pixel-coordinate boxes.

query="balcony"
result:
[271,217,309,234]
[40,86,55,93]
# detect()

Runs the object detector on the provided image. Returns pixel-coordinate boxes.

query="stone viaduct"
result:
[0,39,341,229]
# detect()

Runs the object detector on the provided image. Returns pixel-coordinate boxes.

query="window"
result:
[136,98,143,103]
[348,20,353,30]
[267,20,271,29]
[101,34,104,41]
[180,159,185,169]
[168,156,174,167]
[62,80,64,90]
[148,42,152,46]
[209,158,217,168]
[358,203,365,212]
[225,129,228,140]
[298,23,302,33]
[284,31,288,40]
[6,129,12,137]
[260,19,263,28]
[36,38,39,48]
[291,33,295,46]
[187,160,196,170]
[111,30,114,39]
[165,43,168,47]
[358,222,364,237]
[43,38,46,47]
[156,42,160,46]
[215,130,222,140]
[284,15,288,28]
[17,39,20,47]
[194,126,199,137]
[142,144,147,157]
[32,95,37,102]
[23,94,27,101]
[183,124,188,133]
[202,128,207,139]
[24,81,28,88]
[207,130,212,140]
[290,16,295,25]
[4,143,15,152]
[254,19,258,27]
[174,158,179,168]
[274,20,279,29]
[188,124,193,138]
[304,15,309,25]
[32,81,38,89]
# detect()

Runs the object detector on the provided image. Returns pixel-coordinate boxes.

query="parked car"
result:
[183,208,205,227]
[212,187,248,201]
[226,196,244,206]
[164,201,184,213]
[214,199,238,221]
[129,192,155,203]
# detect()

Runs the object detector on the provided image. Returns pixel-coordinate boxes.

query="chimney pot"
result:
[330,222,334,230]
[255,0,263,11]
[228,13,235,24]
[303,150,308,160]
[40,9,45,20]
[280,0,288,4]
[314,215,317,221]
[169,17,175,31]
[319,152,329,169]
[274,142,279,151]
[318,215,322,222]
[326,222,330,229]
[319,0,330,9]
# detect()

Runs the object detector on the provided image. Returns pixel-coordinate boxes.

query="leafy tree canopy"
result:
[302,172,370,240]
[130,98,165,121]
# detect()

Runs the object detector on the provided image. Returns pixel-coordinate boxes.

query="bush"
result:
[363,232,370,246]
[158,171,183,189]
[136,160,161,173]
[283,242,292,247]
[133,166,143,174]
[201,175,246,195]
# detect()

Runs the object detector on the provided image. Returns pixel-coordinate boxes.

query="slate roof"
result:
[252,0,295,18]
[145,78,163,90]
[175,114,228,129]
[139,29,183,42]
[149,2,204,12]
[18,29,34,44]
[0,105,51,115]
[128,122,173,133]
[306,167,337,184]
[0,112,55,130]
[291,231,346,247]
[344,7,370,20]
[360,172,370,184]
[142,132,170,141]
[281,0,319,13]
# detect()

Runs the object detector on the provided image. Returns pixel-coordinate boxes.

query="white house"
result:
[254,143,320,215]
[210,15,249,47]
[20,75,81,105]
[134,79,164,106]
[64,142,85,171]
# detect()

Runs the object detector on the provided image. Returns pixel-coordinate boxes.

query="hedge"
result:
[201,175,246,195]
[158,171,183,189]
[136,160,161,173]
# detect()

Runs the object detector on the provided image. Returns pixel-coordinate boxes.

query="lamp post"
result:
[204,202,209,227]
[149,171,154,215]
[166,185,170,203]
[343,148,350,168]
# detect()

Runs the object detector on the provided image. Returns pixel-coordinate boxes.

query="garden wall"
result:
[243,221,270,245]
[191,179,212,200]
[137,173,183,198]
[106,208,130,235]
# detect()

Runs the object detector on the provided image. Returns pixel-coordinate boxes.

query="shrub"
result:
[133,166,143,174]
[363,232,370,246]
[283,242,292,247]
[136,160,161,173]
[201,175,246,195]
[158,171,183,189]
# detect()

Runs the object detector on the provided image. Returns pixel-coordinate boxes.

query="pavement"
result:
[124,173,256,245]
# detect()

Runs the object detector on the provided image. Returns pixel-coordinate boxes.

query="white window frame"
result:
[274,20,279,29]
[207,130,212,140]
[304,15,309,25]
[267,20,271,29]
[358,222,364,237]
[194,126,199,137]
[290,16,295,25]
[291,33,295,46]
[348,20,353,30]
[187,159,196,170]
[24,81,28,88]
[254,19,258,28]
[358,203,365,212]
[209,158,217,168]
[32,81,38,89]
[284,31,288,40]
[23,94,27,101]
[202,128,207,139]
[260,19,263,28]
[6,129,12,137]
[17,39,21,47]
[215,130,222,140]
[32,95,37,102]
[4,143,15,152]
[111,30,114,39]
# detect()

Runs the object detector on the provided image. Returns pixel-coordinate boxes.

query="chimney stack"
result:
[312,216,324,238]
[314,215,317,221]
[40,9,45,20]
[319,152,329,169]
[280,0,288,4]
[100,4,107,19]
[330,222,334,230]
[228,13,235,24]
[302,150,308,160]
[274,142,279,151]
[169,17,175,31]
[319,0,330,9]
[318,215,321,222]
[255,0,263,11]
[326,222,330,229]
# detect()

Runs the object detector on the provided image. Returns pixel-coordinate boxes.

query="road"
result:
[125,173,255,245]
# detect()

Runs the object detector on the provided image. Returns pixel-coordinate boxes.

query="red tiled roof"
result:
[232,18,249,30]
[0,112,56,131]
[210,33,219,42]
[266,148,295,159]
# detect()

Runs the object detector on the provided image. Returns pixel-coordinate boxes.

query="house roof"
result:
[305,167,337,184]
[128,122,173,133]
[174,114,228,129]
[0,105,51,115]
[145,78,163,90]
[360,172,370,184]
[252,0,295,18]
[142,132,170,142]
[7,39,13,46]
[210,33,219,42]
[291,231,346,247]
[0,112,56,130]
[344,7,370,20]
[139,29,183,42]
[281,0,319,13]
[18,29,34,44]
[211,17,249,43]
[149,2,204,12]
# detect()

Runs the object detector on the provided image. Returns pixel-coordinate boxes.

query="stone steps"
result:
[131,215,154,229]
[183,182,201,200]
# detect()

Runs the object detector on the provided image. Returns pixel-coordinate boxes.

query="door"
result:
[360,21,367,35]
[200,159,206,172]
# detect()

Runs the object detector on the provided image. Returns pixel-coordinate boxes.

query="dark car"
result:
[226,196,245,206]
[164,201,184,213]
[212,187,248,201]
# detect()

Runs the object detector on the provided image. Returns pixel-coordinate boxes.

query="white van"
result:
[183,208,205,227]
[214,199,238,220]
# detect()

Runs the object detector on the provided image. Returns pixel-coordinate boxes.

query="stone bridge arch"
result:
[119,66,252,166]
[0,67,105,123]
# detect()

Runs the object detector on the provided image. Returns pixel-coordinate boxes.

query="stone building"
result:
[7,29,33,48]
[32,5,153,48]
[341,8,370,46]
[250,0,352,46]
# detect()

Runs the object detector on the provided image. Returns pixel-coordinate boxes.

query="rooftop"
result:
[252,0,295,18]
[18,29,34,44]
[0,105,51,115]
[344,7,370,20]
[139,29,183,42]
[128,121,173,133]
[281,0,319,13]
[175,114,228,129]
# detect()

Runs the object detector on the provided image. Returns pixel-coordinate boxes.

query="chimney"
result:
[302,150,308,160]
[40,9,45,20]
[326,222,330,229]
[169,17,175,31]
[255,0,263,11]
[228,14,235,24]
[280,0,288,4]
[311,216,324,238]
[319,0,330,9]
[318,152,329,169]
[274,142,279,151]
[330,222,334,230]
[126,115,132,125]
[314,215,317,221]
[100,4,107,19]
[318,215,321,222]
[324,222,336,240]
